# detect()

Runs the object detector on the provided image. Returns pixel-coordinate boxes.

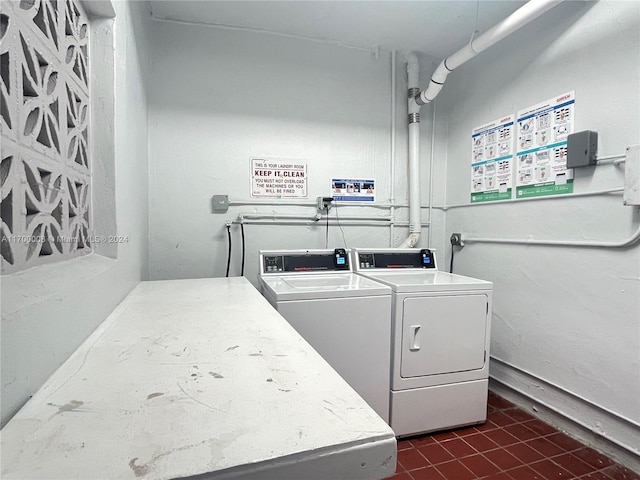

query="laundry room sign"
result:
[251,158,307,198]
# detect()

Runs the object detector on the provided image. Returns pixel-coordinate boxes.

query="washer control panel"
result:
[260,249,351,275]
[263,255,285,273]
[354,249,437,270]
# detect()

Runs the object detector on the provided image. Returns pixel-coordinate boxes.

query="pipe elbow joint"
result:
[406,52,419,68]
[399,232,421,248]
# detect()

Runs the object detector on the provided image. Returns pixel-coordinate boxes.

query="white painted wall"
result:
[0,0,151,425]
[433,1,640,454]
[147,20,436,285]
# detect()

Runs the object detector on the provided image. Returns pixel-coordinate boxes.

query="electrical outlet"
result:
[316,196,333,211]
[450,233,464,246]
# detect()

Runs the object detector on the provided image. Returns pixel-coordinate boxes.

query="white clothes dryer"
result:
[258,249,392,423]
[353,248,493,437]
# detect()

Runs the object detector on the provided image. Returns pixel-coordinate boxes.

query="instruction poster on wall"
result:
[251,158,307,198]
[332,179,375,202]
[471,114,515,202]
[515,91,575,198]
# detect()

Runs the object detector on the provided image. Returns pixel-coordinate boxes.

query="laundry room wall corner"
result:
[432,0,640,460]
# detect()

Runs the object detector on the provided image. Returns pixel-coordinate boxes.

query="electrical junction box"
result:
[316,196,333,211]
[567,130,598,168]
[624,145,640,206]
[212,195,229,213]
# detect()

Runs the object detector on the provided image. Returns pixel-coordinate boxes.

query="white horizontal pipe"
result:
[230,219,430,228]
[238,213,392,222]
[228,186,623,217]
[323,215,392,222]
[229,200,317,207]
[239,213,320,221]
[434,188,624,211]
[224,188,622,213]
[228,200,393,210]
[417,0,562,105]
[596,153,627,162]
[463,220,640,248]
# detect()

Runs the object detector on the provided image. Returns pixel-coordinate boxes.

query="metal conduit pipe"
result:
[229,200,393,210]
[463,220,640,248]
[229,220,431,230]
[416,0,563,106]
[434,188,624,211]
[227,186,623,215]
[229,200,317,207]
[237,213,392,222]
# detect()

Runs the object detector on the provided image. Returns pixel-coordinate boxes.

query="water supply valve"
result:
[450,233,464,246]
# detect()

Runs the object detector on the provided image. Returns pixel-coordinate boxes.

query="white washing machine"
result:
[353,248,493,437]
[258,249,392,423]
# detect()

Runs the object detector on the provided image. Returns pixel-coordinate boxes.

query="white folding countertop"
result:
[1,277,396,480]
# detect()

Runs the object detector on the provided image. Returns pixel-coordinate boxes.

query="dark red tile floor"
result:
[388,391,640,480]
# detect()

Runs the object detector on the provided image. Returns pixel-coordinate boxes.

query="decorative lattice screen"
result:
[1,0,90,274]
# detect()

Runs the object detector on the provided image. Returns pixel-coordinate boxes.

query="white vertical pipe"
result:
[400,52,421,247]
[389,50,397,247]
[427,102,436,247]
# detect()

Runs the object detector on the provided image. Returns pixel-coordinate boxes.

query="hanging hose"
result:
[334,202,348,248]
[450,246,455,273]
[325,208,329,248]
[225,224,232,277]
[240,222,246,277]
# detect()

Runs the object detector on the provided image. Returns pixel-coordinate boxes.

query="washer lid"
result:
[260,273,391,301]
[357,271,492,293]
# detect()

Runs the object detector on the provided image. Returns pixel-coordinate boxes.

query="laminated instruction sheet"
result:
[332,179,375,202]
[515,91,575,198]
[471,115,515,203]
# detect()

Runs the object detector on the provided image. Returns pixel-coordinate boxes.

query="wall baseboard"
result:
[489,359,640,474]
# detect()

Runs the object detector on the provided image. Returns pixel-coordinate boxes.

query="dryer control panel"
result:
[260,249,351,275]
[354,248,437,271]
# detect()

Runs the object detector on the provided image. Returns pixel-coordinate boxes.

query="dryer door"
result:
[400,294,488,378]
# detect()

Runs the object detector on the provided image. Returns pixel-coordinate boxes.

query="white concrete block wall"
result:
[1,0,91,274]
[0,0,151,426]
